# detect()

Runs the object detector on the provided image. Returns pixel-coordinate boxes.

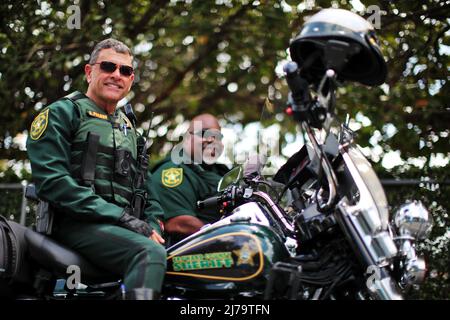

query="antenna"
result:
[124,103,137,128]
[144,111,155,150]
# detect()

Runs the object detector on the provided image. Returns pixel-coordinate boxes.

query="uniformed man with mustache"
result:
[27,38,166,300]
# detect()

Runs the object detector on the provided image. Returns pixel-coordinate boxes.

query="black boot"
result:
[125,288,160,300]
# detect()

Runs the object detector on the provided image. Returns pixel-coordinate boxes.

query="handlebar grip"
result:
[197,196,219,211]
[283,62,310,105]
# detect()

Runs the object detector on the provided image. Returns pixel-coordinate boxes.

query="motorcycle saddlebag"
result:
[0,215,20,280]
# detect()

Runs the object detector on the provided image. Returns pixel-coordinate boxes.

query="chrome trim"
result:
[338,199,397,267]
[372,232,398,263]
[401,256,427,287]
[284,237,298,257]
[253,191,295,233]
[302,122,338,211]
[338,196,403,299]
[396,238,427,288]
[369,277,404,300]
[399,238,416,259]
[394,201,433,240]
[311,287,323,300]
[393,201,431,288]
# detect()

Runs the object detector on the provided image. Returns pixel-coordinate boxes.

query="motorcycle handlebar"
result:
[284,61,310,106]
[197,196,220,211]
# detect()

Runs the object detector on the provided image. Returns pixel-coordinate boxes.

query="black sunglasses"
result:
[92,61,134,77]
[190,129,223,140]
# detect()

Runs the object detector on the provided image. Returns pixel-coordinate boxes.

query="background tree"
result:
[0,0,448,299]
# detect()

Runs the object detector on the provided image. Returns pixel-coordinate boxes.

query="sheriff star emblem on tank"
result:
[233,242,258,266]
[162,168,183,188]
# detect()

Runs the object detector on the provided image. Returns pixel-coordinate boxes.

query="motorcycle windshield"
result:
[347,146,389,230]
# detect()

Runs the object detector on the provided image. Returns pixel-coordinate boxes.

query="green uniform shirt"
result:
[151,156,229,224]
[26,91,164,232]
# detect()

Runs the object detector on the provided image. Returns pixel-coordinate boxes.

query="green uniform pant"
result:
[53,220,167,292]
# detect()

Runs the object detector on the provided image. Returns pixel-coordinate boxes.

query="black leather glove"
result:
[118,210,153,237]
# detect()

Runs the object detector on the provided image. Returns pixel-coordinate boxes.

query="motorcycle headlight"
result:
[394,201,433,240]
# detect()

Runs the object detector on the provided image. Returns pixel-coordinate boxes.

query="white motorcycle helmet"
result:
[289,8,387,86]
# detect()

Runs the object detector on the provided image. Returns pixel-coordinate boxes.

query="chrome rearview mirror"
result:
[217,166,243,192]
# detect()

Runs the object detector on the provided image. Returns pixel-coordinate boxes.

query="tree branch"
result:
[144,4,253,111]
[128,0,169,38]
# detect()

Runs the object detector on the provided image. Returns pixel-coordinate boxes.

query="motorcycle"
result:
[161,8,434,300]
[0,8,433,300]
[0,74,432,302]
[161,70,433,300]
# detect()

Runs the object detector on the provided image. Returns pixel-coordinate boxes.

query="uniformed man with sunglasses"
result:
[150,114,230,244]
[26,38,166,299]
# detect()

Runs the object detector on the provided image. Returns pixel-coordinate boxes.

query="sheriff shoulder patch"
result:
[162,168,183,188]
[87,110,108,120]
[30,108,49,140]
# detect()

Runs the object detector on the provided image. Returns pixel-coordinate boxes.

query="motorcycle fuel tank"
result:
[165,222,290,294]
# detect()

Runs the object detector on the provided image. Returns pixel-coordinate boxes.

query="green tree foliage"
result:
[0,0,448,298]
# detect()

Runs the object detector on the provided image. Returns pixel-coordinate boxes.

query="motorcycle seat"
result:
[24,228,119,284]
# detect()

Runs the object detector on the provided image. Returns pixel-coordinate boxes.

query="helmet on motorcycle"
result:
[289,8,387,86]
